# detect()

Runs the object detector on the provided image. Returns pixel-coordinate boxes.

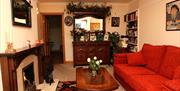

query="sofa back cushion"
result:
[159,46,180,79]
[142,44,166,72]
[127,51,146,66]
[173,66,180,79]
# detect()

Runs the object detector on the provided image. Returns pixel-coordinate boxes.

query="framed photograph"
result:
[166,0,180,31]
[90,35,96,41]
[11,0,32,27]
[104,34,109,41]
[112,17,120,27]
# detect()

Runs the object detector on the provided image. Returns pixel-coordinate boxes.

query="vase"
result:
[92,70,97,77]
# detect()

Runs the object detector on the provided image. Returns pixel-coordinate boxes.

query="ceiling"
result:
[38,0,133,3]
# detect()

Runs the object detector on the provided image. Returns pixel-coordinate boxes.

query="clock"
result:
[64,16,73,26]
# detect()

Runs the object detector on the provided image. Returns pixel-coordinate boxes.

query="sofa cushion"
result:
[131,75,168,91]
[163,79,180,91]
[127,52,146,66]
[159,46,180,79]
[142,44,166,72]
[114,64,156,75]
[114,64,156,91]
[173,66,180,79]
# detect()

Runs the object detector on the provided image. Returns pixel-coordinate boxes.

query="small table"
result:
[76,67,119,91]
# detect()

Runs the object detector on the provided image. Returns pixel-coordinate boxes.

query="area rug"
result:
[56,81,78,91]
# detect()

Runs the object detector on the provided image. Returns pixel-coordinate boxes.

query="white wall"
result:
[38,2,129,61]
[138,0,180,49]
[129,0,139,12]
[0,0,38,52]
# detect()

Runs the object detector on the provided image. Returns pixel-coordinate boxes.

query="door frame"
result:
[38,12,65,63]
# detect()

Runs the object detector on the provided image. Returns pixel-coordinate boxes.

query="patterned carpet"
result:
[57,81,77,91]
[53,63,126,91]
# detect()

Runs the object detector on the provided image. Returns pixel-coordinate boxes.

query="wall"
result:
[138,0,180,49]
[38,2,129,61]
[0,0,38,52]
[129,0,139,12]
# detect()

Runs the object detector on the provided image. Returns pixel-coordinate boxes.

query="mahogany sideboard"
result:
[0,44,44,91]
[73,41,110,67]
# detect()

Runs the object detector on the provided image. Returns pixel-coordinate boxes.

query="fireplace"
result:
[0,44,44,91]
[16,55,39,91]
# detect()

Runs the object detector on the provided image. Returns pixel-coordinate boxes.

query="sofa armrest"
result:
[162,79,180,91]
[113,53,127,64]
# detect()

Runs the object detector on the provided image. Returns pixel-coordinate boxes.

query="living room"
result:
[0,0,180,91]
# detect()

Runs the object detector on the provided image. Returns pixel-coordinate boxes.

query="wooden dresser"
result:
[73,41,110,66]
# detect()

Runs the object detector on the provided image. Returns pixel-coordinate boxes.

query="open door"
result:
[44,16,51,56]
[38,14,51,56]
[38,13,64,64]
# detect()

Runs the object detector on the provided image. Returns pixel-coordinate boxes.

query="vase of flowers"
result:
[87,56,102,77]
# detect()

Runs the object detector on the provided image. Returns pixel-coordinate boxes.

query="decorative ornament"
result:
[5,42,16,53]
[64,16,73,26]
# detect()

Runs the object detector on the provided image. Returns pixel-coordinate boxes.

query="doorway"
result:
[44,15,63,64]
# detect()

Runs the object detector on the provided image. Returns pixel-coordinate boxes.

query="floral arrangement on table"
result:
[87,56,103,76]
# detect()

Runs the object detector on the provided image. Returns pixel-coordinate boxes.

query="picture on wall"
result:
[111,17,120,27]
[11,0,32,27]
[166,0,180,31]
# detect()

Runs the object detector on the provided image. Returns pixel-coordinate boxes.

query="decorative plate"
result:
[64,16,73,26]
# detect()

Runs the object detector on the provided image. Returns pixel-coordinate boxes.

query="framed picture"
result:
[11,0,32,27]
[90,35,96,41]
[166,0,180,31]
[104,34,109,41]
[112,17,120,27]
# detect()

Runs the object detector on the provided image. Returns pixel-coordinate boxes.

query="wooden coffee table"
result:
[76,67,119,91]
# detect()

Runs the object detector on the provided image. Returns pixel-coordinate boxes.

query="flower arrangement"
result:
[108,31,120,44]
[108,31,120,49]
[71,28,86,41]
[66,2,112,17]
[87,56,102,72]
[108,31,121,62]
[95,31,104,41]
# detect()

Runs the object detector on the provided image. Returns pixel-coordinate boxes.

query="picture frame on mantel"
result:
[11,0,32,27]
[112,17,120,27]
[166,0,180,31]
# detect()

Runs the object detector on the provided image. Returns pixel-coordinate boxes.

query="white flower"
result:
[93,56,97,60]
[99,60,102,63]
[96,61,100,65]
[87,58,91,62]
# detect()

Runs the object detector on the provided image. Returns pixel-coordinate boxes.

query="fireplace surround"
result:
[0,44,44,91]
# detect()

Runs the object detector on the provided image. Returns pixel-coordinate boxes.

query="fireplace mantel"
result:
[0,44,44,91]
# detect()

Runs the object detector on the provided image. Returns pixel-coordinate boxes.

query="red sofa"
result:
[114,44,180,91]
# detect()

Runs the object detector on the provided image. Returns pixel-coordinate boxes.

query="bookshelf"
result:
[123,11,138,52]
